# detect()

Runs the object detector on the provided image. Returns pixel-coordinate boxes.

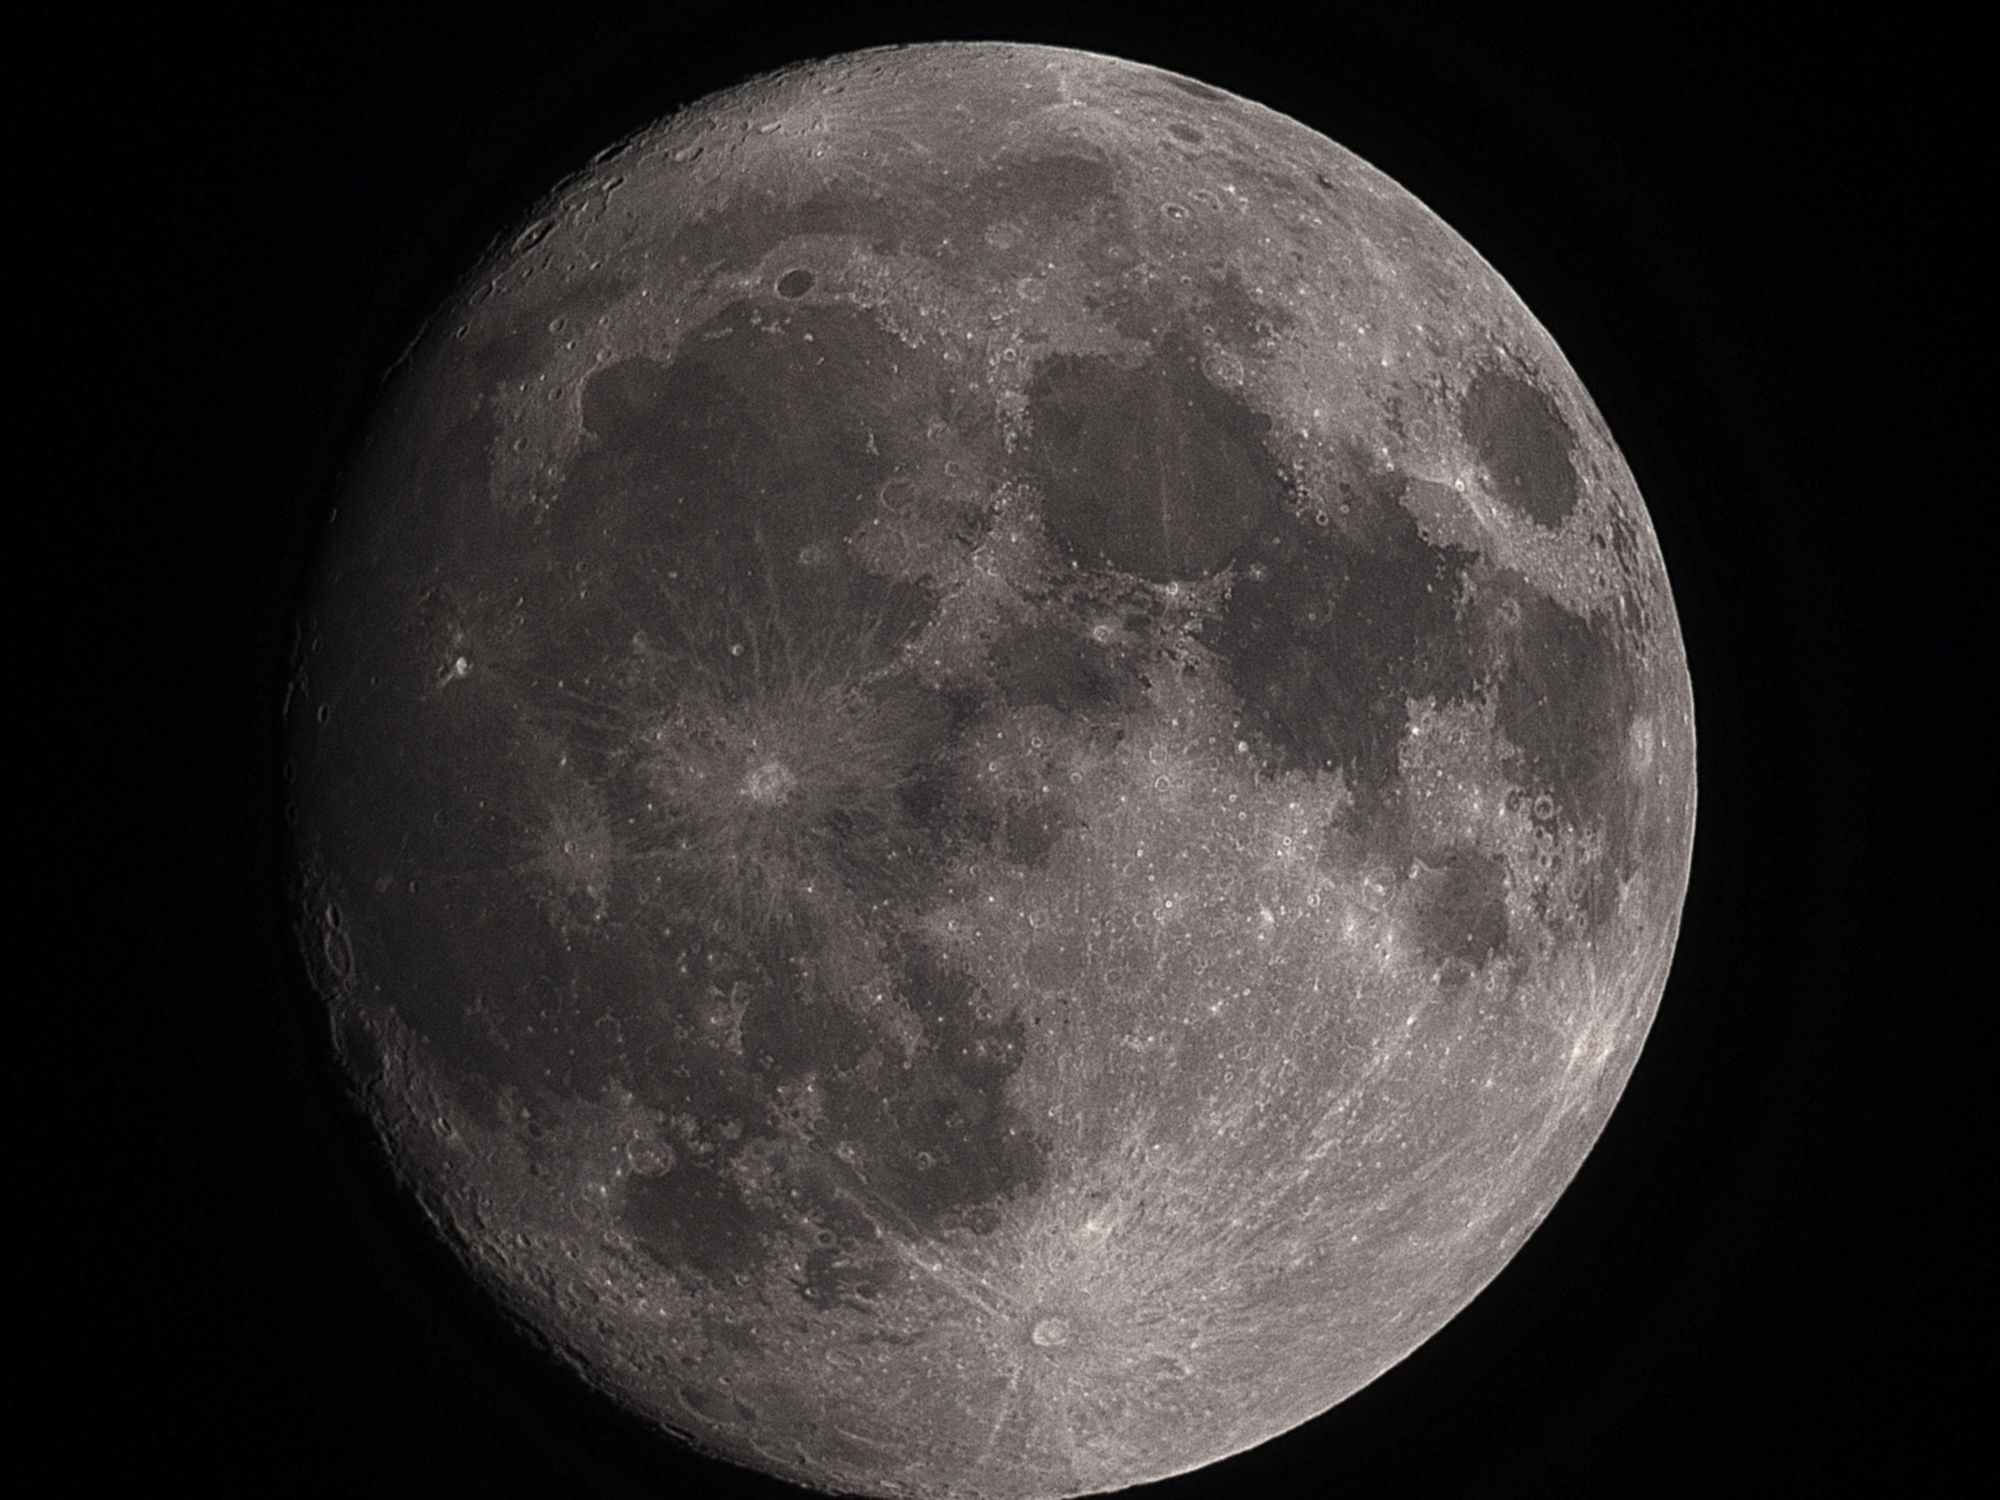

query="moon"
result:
[287,41,1695,1500]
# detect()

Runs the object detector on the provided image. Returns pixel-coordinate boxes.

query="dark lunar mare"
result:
[310,282,1066,1280]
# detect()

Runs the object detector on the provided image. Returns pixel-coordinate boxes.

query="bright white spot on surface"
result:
[1031,1317,1071,1347]
[742,759,798,806]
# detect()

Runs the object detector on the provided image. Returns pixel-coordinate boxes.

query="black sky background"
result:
[39,3,1976,1495]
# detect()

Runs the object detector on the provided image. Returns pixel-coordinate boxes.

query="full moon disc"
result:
[288,41,1695,1500]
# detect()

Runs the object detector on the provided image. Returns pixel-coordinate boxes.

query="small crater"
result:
[1031,1316,1071,1347]
[316,904,354,987]
[775,268,815,299]
[680,1384,735,1421]
[1201,349,1244,388]
[333,1013,381,1083]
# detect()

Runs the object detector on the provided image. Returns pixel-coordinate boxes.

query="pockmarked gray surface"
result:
[287,41,1695,1500]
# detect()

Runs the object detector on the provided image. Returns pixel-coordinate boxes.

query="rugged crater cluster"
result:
[288,42,1693,1500]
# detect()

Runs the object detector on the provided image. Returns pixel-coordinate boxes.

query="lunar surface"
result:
[286,42,1695,1499]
